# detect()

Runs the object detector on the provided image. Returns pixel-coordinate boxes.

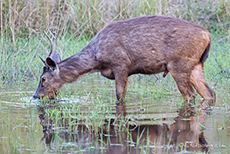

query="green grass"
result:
[0,32,229,103]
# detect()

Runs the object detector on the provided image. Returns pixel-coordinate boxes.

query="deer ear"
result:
[52,51,61,63]
[46,57,56,68]
[46,57,59,74]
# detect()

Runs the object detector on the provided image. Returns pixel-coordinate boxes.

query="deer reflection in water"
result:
[38,100,214,153]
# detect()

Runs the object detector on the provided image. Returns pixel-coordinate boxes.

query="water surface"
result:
[0,80,229,153]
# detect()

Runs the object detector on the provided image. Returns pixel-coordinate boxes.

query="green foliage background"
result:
[1,0,229,39]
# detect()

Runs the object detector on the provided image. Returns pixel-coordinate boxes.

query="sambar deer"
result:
[33,16,216,101]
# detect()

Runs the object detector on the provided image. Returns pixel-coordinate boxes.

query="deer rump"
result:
[34,16,216,101]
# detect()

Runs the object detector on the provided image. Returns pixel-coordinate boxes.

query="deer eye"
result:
[41,76,46,83]
[41,76,46,87]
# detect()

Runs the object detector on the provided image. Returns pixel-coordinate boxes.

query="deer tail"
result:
[200,36,211,64]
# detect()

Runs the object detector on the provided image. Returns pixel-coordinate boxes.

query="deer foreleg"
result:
[114,69,129,101]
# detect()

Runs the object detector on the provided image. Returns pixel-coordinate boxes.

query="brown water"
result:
[0,81,230,153]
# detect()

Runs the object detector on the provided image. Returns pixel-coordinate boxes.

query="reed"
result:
[0,0,229,40]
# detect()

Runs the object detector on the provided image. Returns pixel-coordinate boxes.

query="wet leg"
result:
[114,68,129,101]
[190,63,216,100]
[168,64,196,101]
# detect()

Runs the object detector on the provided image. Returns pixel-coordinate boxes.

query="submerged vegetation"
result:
[0,0,230,153]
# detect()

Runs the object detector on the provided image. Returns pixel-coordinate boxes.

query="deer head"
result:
[33,32,61,99]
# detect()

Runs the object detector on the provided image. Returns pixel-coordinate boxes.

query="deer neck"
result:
[58,44,98,84]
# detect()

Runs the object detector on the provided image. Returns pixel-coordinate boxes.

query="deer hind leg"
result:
[113,68,129,101]
[168,63,196,101]
[190,63,216,100]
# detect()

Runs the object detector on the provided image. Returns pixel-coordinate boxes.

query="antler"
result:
[38,54,46,65]
[53,37,57,55]
[50,32,58,58]
[44,31,53,57]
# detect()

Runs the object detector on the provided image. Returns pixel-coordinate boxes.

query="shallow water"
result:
[0,80,230,153]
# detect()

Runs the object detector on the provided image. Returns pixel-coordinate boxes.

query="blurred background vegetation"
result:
[1,0,229,41]
[0,0,229,82]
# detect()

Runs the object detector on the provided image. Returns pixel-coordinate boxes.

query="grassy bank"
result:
[0,0,229,81]
[0,33,229,102]
[0,31,229,80]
